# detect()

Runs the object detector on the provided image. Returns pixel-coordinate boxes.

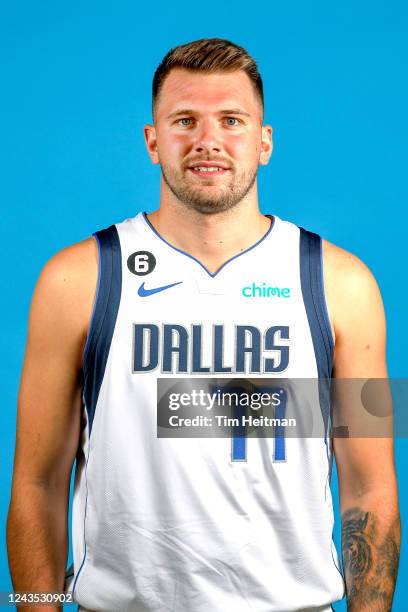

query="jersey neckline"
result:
[141,211,275,278]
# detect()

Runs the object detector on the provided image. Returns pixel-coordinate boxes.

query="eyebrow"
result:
[166,108,251,120]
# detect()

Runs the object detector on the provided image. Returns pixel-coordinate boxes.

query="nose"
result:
[194,118,221,154]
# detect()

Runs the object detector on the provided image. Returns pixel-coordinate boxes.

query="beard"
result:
[159,162,258,215]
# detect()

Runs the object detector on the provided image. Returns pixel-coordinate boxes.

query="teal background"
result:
[1,1,407,609]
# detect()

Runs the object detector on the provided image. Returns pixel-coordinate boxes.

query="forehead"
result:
[156,68,260,118]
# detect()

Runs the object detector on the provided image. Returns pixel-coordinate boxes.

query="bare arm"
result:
[324,241,400,611]
[7,237,97,609]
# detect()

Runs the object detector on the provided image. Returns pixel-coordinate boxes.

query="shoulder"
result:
[321,238,385,346]
[322,238,377,290]
[35,236,97,302]
[322,238,381,301]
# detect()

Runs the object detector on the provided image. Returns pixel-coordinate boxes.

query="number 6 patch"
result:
[127,251,156,276]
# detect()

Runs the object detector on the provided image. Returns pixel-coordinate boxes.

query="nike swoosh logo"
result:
[138,281,183,297]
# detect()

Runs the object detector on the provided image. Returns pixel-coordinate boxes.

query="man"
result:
[7,38,400,611]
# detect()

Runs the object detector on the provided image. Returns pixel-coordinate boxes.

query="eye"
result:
[224,117,241,126]
[177,117,193,126]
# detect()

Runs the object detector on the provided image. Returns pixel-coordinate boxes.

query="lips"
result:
[188,161,230,177]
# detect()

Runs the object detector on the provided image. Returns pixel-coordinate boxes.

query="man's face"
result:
[145,68,272,215]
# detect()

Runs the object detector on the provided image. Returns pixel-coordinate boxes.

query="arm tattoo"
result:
[341,507,400,611]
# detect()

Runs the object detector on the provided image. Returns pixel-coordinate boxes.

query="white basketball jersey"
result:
[65,212,345,611]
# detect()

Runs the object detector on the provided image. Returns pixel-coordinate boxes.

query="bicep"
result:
[12,242,97,492]
[324,243,396,499]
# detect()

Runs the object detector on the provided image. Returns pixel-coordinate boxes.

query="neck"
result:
[145,182,271,274]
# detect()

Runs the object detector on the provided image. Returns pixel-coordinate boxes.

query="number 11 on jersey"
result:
[213,384,287,463]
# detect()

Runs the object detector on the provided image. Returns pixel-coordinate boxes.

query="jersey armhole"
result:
[82,234,102,365]
[299,227,334,378]
[319,240,335,351]
[82,224,122,434]
[300,227,335,452]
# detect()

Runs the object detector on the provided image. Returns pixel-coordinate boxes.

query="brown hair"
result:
[152,38,264,119]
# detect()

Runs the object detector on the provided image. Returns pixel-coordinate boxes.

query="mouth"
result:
[188,164,230,178]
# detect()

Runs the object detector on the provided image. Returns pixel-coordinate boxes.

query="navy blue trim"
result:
[82,236,101,358]
[142,212,274,278]
[320,242,335,350]
[83,225,122,434]
[299,228,334,440]
[72,439,90,598]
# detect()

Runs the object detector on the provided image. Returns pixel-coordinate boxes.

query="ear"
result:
[143,124,160,164]
[259,125,273,166]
